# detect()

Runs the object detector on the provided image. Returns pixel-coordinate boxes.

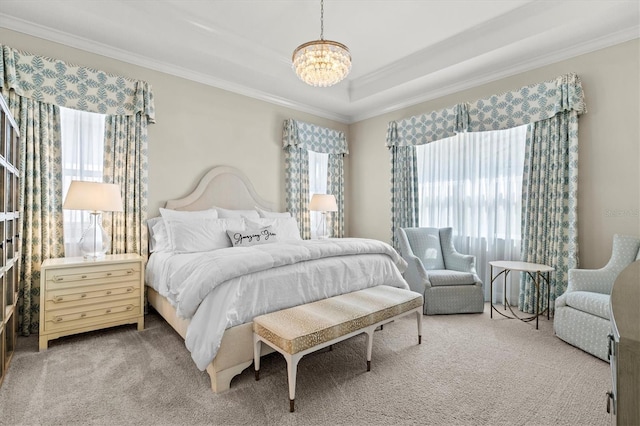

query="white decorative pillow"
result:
[215,206,261,220]
[226,226,278,247]
[255,206,292,218]
[245,217,302,241]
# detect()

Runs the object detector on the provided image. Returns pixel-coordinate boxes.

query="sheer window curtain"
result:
[60,107,106,257]
[417,125,527,300]
[308,150,328,239]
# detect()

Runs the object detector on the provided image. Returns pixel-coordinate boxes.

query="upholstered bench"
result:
[252,285,423,412]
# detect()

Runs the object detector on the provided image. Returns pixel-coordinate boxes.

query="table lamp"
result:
[309,194,338,239]
[63,181,124,259]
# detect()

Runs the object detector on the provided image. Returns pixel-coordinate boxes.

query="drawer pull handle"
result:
[126,287,133,293]
[54,276,64,282]
[80,293,87,298]
[54,296,64,302]
[126,269,133,275]
[106,272,112,277]
[126,306,133,311]
[80,313,87,318]
[54,317,63,323]
[81,275,88,279]
[106,309,112,314]
[106,290,112,295]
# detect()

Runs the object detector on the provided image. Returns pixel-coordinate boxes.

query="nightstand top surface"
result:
[42,253,143,268]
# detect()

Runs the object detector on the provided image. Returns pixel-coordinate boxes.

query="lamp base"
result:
[83,252,107,261]
[79,212,111,260]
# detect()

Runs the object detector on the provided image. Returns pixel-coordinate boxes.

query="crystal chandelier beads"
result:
[292,40,351,87]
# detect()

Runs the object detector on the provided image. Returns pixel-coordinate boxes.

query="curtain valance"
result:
[386,105,466,147]
[467,73,586,132]
[1,45,155,122]
[386,73,586,147]
[283,119,348,154]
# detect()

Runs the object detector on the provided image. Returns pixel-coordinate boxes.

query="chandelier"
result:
[292,0,351,87]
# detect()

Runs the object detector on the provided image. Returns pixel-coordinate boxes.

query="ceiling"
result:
[1,1,638,123]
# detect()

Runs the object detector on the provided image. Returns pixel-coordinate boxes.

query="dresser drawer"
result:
[44,298,141,332]
[44,282,140,311]
[45,263,140,290]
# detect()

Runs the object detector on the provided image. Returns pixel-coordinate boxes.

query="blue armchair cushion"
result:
[428,270,477,287]
[564,291,611,320]
[403,228,445,270]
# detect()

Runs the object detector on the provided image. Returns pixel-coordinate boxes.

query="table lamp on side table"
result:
[63,181,124,259]
[309,194,338,239]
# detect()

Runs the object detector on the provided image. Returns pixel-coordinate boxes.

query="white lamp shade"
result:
[63,181,124,212]
[309,194,338,212]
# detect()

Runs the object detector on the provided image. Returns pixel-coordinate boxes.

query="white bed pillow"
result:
[147,218,171,253]
[214,206,261,220]
[159,208,247,253]
[146,216,163,253]
[159,207,218,221]
[245,217,302,241]
[226,226,278,247]
[255,206,292,218]
[166,218,246,253]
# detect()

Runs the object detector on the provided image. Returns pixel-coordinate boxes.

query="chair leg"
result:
[416,310,422,344]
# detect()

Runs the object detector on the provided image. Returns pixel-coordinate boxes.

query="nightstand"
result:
[39,253,145,351]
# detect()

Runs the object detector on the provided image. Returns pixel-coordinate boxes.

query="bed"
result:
[145,166,410,392]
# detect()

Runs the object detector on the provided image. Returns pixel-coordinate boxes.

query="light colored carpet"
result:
[0,303,610,426]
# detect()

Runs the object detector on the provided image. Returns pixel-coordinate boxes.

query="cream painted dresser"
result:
[39,254,144,351]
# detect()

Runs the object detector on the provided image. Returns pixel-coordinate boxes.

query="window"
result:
[416,125,527,298]
[60,107,106,256]
[308,150,328,239]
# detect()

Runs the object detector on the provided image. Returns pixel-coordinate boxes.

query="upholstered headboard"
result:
[164,166,276,212]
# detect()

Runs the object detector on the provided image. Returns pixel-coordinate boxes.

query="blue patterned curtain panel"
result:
[283,119,347,239]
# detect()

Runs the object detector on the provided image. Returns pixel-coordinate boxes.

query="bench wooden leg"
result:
[253,334,262,381]
[286,353,302,412]
[365,326,375,371]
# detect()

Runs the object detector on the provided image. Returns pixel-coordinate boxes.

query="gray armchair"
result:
[554,234,640,360]
[398,227,484,315]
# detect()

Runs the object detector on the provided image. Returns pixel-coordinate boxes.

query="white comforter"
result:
[146,238,409,370]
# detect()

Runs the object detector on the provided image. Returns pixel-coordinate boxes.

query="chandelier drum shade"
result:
[292,0,351,87]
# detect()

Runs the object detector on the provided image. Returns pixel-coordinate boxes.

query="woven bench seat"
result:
[253,285,423,412]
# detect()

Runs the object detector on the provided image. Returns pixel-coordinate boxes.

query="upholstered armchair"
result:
[398,227,484,315]
[554,234,640,361]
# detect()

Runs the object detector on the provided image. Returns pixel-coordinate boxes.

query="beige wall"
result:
[0,28,348,220]
[349,39,640,268]
[1,29,638,268]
